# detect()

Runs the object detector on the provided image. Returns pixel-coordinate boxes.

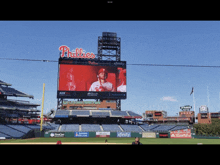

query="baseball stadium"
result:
[1,32,220,145]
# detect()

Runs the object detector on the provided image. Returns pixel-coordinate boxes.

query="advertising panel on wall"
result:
[74,132,89,138]
[170,129,191,138]
[117,132,131,138]
[48,132,65,138]
[96,132,110,137]
[159,133,169,138]
[142,132,156,138]
[57,57,126,99]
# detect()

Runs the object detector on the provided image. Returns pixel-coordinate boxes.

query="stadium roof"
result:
[0,80,12,86]
[0,86,34,99]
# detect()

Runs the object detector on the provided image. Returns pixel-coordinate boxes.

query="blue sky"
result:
[1,21,220,119]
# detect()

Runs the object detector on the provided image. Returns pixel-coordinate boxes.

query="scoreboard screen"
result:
[57,58,126,99]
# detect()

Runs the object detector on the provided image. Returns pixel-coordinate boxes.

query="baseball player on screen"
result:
[89,68,115,92]
[117,68,126,92]
[66,68,76,91]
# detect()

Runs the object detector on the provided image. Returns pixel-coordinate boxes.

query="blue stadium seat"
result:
[120,124,143,132]
[148,124,160,130]
[71,110,90,116]
[170,126,188,131]
[47,124,60,131]
[7,125,32,133]
[25,125,41,130]
[102,124,122,132]
[152,125,176,132]
[81,124,101,132]
[139,124,151,131]
[111,111,128,117]
[0,86,33,98]
[0,132,11,139]
[92,111,110,117]
[54,110,70,118]
[0,125,25,138]
[60,124,79,132]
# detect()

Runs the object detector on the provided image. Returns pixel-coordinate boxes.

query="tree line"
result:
[193,119,220,136]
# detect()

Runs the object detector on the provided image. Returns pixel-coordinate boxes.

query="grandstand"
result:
[0,80,41,124]
[0,80,50,139]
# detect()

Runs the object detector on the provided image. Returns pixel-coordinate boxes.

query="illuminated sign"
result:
[59,45,95,59]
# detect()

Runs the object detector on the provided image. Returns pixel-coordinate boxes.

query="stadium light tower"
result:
[97,32,122,110]
[98,32,121,61]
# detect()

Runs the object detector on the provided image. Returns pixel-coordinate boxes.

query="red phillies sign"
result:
[59,45,95,59]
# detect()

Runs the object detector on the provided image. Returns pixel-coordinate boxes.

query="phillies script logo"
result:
[59,45,95,59]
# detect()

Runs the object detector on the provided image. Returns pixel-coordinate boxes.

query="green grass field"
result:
[1,137,220,144]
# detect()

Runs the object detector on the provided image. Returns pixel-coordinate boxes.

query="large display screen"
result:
[57,58,126,99]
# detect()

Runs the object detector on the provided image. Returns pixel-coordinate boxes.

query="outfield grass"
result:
[1,137,220,144]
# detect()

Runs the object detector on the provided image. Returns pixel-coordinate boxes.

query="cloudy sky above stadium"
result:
[1,21,220,117]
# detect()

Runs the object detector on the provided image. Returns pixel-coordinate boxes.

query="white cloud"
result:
[161,96,178,102]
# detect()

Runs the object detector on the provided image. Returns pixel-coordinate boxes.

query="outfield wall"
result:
[45,131,156,138]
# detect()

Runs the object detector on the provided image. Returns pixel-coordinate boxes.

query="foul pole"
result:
[193,90,196,123]
[40,83,45,132]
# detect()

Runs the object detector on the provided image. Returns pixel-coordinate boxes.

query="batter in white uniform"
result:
[89,68,114,92]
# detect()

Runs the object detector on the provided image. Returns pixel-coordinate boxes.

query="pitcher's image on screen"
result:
[89,68,115,92]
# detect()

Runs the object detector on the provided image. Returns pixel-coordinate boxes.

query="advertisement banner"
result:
[74,132,89,138]
[170,129,191,138]
[159,133,168,138]
[117,132,131,138]
[96,132,110,137]
[142,132,156,138]
[50,132,65,138]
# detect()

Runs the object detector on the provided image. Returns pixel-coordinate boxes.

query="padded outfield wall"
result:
[44,129,194,138]
[45,131,150,138]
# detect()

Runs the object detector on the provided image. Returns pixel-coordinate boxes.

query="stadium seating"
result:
[102,124,122,132]
[0,102,35,110]
[170,126,189,131]
[139,124,151,131]
[0,132,11,139]
[0,86,33,98]
[92,111,110,117]
[81,124,101,132]
[111,111,128,117]
[0,80,12,86]
[5,113,19,118]
[47,124,60,131]
[54,110,69,118]
[60,124,79,132]
[148,124,160,130]
[0,124,25,138]
[25,125,41,130]
[127,111,141,117]
[151,125,176,132]
[7,125,32,133]
[71,110,90,116]
[120,124,143,132]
